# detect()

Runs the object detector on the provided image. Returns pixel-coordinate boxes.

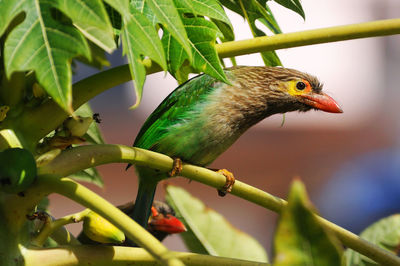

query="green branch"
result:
[31,209,89,247]
[216,18,400,58]
[24,246,267,266]
[38,144,400,266]
[16,18,400,145]
[33,175,183,266]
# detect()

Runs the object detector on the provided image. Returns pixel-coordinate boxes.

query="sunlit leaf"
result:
[3,0,91,113]
[219,0,282,66]
[162,17,227,84]
[273,179,342,265]
[52,0,115,53]
[166,185,268,262]
[173,0,231,27]
[146,0,192,60]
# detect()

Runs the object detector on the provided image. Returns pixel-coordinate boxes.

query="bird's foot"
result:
[216,169,236,197]
[169,158,183,177]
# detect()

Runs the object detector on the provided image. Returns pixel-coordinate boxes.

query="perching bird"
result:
[129,66,342,230]
[78,201,186,245]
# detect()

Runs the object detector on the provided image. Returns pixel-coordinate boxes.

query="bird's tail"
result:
[131,178,157,227]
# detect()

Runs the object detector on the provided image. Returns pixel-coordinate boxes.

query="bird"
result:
[77,200,186,245]
[128,65,342,231]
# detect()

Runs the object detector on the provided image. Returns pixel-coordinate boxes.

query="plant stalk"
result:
[16,18,400,145]
[24,246,268,266]
[38,144,400,266]
[34,175,183,266]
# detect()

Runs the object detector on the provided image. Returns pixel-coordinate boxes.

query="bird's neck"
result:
[208,81,280,133]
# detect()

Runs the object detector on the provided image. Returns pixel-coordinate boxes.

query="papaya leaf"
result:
[274,0,305,20]
[173,0,232,28]
[220,0,282,66]
[273,179,343,266]
[131,0,157,26]
[105,0,167,108]
[52,0,115,53]
[212,19,234,42]
[162,17,227,84]
[345,214,400,266]
[3,0,91,114]
[166,185,268,263]
[146,0,192,60]
[121,9,166,108]
[69,167,103,187]
[0,1,23,37]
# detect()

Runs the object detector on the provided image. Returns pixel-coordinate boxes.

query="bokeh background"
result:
[49,0,400,255]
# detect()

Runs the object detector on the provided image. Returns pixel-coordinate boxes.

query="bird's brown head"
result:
[230,66,343,115]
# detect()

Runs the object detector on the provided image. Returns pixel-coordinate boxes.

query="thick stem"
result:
[24,246,268,266]
[38,144,400,266]
[16,18,400,145]
[31,209,89,247]
[34,175,183,266]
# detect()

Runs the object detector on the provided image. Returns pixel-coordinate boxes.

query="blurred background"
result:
[49,0,400,255]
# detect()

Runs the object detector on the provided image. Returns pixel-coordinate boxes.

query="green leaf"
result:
[273,179,343,266]
[162,17,227,84]
[103,0,129,15]
[219,0,282,66]
[146,0,192,60]
[0,1,23,37]
[212,19,234,42]
[3,0,91,113]
[220,0,281,34]
[76,41,110,69]
[166,185,268,262]
[52,0,116,53]
[121,6,167,108]
[73,103,105,144]
[173,0,232,27]
[69,167,103,187]
[131,0,157,26]
[274,0,305,20]
[345,214,400,266]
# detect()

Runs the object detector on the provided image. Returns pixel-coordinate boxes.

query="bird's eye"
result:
[296,81,306,90]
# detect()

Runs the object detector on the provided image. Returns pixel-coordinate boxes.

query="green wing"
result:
[134,73,218,149]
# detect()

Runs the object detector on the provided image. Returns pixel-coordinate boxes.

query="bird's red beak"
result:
[301,92,343,113]
[149,214,187,234]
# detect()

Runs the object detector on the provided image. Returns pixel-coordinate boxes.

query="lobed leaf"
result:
[273,180,343,266]
[220,0,282,66]
[173,0,232,28]
[345,214,400,266]
[52,0,115,53]
[274,0,305,20]
[166,185,268,262]
[3,0,91,113]
[162,17,227,83]
[121,6,167,108]
[146,0,192,60]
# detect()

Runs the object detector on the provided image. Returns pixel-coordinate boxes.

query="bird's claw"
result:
[217,169,235,197]
[169,158,183,177]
